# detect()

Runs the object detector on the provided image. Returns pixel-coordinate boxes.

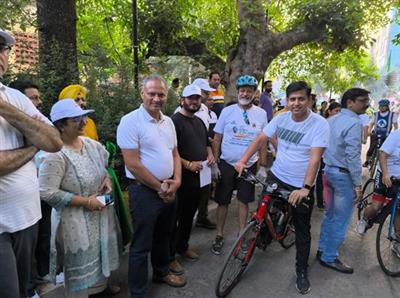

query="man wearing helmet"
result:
[364,99,398,167]
[211,75,268,255]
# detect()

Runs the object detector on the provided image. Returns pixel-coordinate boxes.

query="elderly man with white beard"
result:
[210,75,268,255]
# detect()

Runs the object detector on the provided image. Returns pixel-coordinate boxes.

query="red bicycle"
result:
[215,170,296,297]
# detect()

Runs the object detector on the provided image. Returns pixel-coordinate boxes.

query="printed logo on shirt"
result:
[276,126,305,145]
[377,118,388,128]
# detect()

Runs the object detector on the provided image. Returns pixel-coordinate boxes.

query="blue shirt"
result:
[323,109,363,186]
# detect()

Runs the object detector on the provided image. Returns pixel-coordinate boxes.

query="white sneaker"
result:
[355,219,367,234]
[55,272,64,284]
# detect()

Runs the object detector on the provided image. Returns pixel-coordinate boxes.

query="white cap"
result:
[182,84,202,97]
[192,78,216,92]
[50,99,94,122]
[0,29,16,46]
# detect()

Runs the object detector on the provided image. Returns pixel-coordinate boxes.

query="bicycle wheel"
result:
[215,221,259,297]
[376,209,400,276]
[279,216,296,249]
[358,178,375,220]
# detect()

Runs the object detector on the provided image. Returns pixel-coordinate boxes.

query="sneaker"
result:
[355,219,367,235]
[296,270,310,295]
[392,242,400,258]
[211,236,224,255]
[196,218,217,229]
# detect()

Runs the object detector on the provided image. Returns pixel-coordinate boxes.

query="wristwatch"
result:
[303,184,312,191]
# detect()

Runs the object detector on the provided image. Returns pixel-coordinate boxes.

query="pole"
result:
[132,0,139,91]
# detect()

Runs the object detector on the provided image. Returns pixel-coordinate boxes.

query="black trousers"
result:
[315,159,325,208]
[367,133,386,158]
[0,223,38,298]
[171,184,207,257]
[197,184,211,221]
[128,183,176,298]
[266,172,314,271]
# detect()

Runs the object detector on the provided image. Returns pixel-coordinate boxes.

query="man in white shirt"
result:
[236,81,329,295]
[117,75,186,298]
[0,29,63,298]
[211,75,268,255]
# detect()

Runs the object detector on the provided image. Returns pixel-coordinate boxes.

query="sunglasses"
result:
[69,115,88,122]
[0,44,11,53]
[242,111,250,125]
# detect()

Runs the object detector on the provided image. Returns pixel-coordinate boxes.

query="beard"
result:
[183,102,200,113]
[265,88,272,93]
[238,97,252,106]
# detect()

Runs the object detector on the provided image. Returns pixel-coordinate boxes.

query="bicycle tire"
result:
[358,178,375,220]
[279,216,295,249]
[215,221,259,297]
[376,209,400,276]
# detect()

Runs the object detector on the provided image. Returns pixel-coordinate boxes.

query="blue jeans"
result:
[318,166,355,263]
[128,183,176,298]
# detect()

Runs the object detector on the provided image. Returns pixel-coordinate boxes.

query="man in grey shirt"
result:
[318,88,370,274]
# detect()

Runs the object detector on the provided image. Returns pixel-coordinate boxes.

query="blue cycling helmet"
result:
[378,99,390,106]
[236,75,258,90]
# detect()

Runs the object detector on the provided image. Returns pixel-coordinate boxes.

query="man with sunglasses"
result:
[0,29,63,298]
[211,75,267,255]
[235,81,330,294]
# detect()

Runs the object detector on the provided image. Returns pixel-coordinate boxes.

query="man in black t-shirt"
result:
[169,84,215,274]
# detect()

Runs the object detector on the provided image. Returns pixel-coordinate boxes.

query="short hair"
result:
[9,79,39,94]
[264,80,272,85]
[209,71,220,80]
[142,74,168,90]
[172,78,180,84]
[340,88,370,108]
[286,81,311,98]
[327,102,341,111]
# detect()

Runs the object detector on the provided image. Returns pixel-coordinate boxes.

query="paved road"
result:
[43,144,400,298]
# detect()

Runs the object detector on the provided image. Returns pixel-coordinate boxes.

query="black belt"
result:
[327,165,349,173]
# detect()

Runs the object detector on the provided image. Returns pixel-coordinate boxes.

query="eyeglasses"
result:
[243,111,250,125]
[0,44,11,54]
[69,115,88,123]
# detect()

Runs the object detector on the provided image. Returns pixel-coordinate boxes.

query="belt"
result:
[326,165,349,173]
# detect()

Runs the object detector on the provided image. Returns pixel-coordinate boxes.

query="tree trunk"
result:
[223,0,327,102]
[37,0,78,110]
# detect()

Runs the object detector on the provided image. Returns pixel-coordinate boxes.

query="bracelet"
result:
[87,198,92,210]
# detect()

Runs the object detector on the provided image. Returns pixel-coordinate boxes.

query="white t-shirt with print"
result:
[0,84,52,233]
[263,111,330,188]
[214,104,267,166]
[380,130,400,177]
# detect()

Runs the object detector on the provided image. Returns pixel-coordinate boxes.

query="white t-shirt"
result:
[359,114,370,127]
[214,104,267,166]
[0,83,52,233]
[379,130,400,177]
[263,111,330,187]
[117,105,177,181]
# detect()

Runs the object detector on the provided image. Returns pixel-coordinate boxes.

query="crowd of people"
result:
[1,27,400,298]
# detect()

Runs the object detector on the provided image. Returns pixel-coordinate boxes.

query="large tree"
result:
[222,0,393,99]
[37,0,79,105]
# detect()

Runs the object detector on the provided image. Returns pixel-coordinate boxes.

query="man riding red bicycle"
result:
[236,81,329,295]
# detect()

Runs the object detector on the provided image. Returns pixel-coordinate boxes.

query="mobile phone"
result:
[96,194,114,206]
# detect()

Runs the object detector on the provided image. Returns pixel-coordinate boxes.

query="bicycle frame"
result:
[387,191,400,240]
[253,194,288,242]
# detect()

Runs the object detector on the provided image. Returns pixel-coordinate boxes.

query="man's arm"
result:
[393,123,398,130]
[379,151,392,187]
[288,147,325,205]
[258,138,268,167]
[0,146,38,176]
[121,149,163,192]
[164,147,182,195]
[0,100,62,152]
[235,133,268,175]
[212,133,222,161]
[362,126,369,144]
